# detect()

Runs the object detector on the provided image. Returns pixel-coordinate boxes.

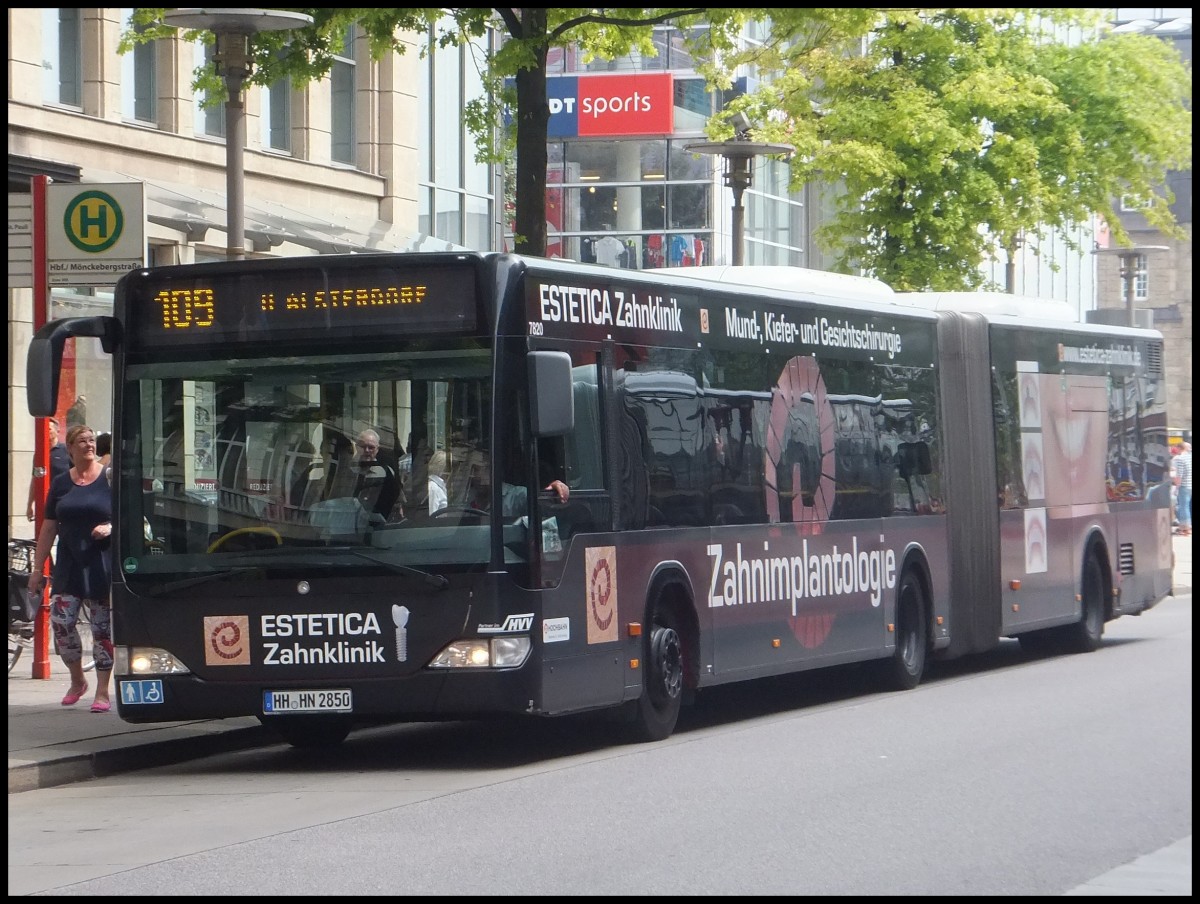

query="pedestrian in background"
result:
[1168,444,1180,526]
[1174,441,1192,536]
[96,431,112,468]
[427,449,449,514]
[27,425,115,713]
[26,416,70,522]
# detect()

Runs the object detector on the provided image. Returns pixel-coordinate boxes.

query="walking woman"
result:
[27,424,114,712]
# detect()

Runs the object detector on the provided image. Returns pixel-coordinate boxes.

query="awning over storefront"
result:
[84,169,469,256]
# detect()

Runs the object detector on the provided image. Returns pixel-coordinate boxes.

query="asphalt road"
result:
[7,591,1191,896]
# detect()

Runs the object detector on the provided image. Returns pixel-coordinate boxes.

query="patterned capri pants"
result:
[49,591,114,672]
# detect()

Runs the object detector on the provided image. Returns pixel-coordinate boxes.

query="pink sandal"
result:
[61,681,89,706]
[89,700,112,714]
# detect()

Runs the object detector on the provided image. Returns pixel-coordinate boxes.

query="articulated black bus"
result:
[26,254,1173,747]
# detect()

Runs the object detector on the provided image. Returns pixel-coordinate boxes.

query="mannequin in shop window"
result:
[595,231,625,268]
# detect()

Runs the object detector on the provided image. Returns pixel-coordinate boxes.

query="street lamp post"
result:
[1092,245,1169,327]
[685,135,793,266]
[162,9,313,261]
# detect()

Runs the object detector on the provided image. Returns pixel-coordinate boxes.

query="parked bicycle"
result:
[8,620,34,674]
[8,539,37,674]
[7,539,95,675]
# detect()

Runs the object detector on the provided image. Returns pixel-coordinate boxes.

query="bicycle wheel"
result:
[8,633,23,674]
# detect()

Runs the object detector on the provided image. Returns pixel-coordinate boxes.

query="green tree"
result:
[722,8,1192,290]
[127,7,759,256]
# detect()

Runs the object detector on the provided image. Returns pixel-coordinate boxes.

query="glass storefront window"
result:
[419,17,495,249]
[668,183,710,229]
[435,188,462,245]
[577,184,617,231]
[418,185,432,236]
[668,27,708,71]
[432,41,462,185]
[464,193,491,251]
[565,139,705,184]
[566,142,617,183]
[669,143,710,181]
[640,185,666,230]
[521,30,815,270]
[520,137,715,269]
[556,25,709,74]
[48,288,115,433]
[673,78,713,130]
[549,231,711,271]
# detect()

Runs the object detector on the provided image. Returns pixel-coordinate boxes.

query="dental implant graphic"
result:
[392,604,410,662]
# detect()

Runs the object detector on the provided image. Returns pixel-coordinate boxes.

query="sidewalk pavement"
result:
[7,686,270,795]
[8,536,1193,794]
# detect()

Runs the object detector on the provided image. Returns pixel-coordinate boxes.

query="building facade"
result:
[512,21,837,273]
[1093,10,1192,437]
[11,10,1166,540]
[7,8,495,539]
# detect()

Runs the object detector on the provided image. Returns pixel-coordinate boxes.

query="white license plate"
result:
[262,689,352,715]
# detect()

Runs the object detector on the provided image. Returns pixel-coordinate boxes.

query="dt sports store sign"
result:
[546,72,674,137]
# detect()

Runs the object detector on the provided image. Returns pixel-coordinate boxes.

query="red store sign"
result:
[546,72,674,138]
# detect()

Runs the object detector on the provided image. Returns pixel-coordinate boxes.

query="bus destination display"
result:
[123,262,478,347]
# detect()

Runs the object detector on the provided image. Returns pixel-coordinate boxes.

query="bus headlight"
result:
[114,646,193,676]
[428,636,531,669]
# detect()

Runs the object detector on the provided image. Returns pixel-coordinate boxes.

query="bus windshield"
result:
[121,342,524,584]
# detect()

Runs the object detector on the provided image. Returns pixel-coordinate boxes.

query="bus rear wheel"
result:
[1062,554,1105,653]
[1019,553,1105,656]
[260,715,353,749]
[631,607,684,742]
[881,570,927,691]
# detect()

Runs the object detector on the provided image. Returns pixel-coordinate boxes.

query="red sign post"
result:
[30,174,52,678]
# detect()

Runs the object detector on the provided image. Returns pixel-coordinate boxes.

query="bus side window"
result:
[566,374,604,490]
[894,440,934,514]
[541,360,608,545]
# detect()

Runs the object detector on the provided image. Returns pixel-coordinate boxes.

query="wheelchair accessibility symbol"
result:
[121,679,164,705]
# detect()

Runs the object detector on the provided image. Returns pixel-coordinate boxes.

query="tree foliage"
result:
[126,8,1191,290]
[725,8,1192,289]
[127,7,752,255]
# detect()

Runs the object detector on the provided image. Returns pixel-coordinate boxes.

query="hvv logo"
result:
[478,613,536,634]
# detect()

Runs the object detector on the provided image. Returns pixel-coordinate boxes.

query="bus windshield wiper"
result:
[347,550,449,590]
[143,551,447,593]
[145,566,263,597]
[216,547,451,588]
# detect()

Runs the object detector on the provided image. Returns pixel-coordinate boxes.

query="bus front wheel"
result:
[881,570,928,691]
[631,606,684,742]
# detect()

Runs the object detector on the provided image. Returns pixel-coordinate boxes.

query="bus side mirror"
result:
[528,350,574,437]
[27,316,120,416]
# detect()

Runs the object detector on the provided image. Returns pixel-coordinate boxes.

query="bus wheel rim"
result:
[650,626,683,703]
